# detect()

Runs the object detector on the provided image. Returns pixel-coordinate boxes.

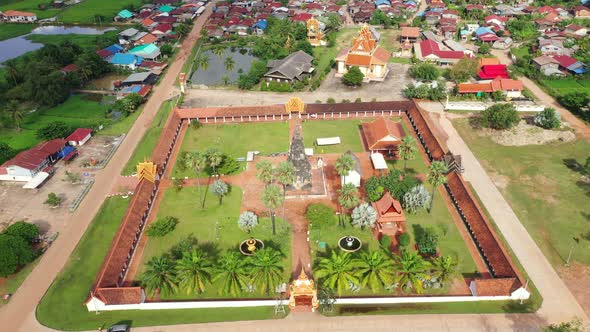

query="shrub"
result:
[409,62,440,81]
[238,211,258,233]
[44,193,61,207]
[0,234,35,277]
[379,234,391,248]
[217,155,240,175]
[351,203,377,229]
[4,221,39,242]
[354,97,362,103]
[364,176,384,202]
[306,203,336,226]
[480,103,519,130]
[114,93,143,114]
[415,226,438,255]
[36,122,72,140]
[146,216,179,237]
[402,185,431,213]
[327,97,336,104]
[341,99,350,103]
[398,233,410,248]
[342,66,364,86]
[534,107,560,129]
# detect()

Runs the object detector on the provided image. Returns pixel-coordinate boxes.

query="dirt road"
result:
[0,4,215,332]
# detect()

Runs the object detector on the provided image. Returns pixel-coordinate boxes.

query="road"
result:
[492,49,590,141]
[0,4,214,332]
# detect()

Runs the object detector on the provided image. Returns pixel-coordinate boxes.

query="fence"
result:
[445,101,545,112]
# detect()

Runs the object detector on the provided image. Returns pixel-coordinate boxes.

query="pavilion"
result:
[361,117,405,157]
[372,191,406,242]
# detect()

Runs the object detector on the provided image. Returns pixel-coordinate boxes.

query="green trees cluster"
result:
[0,221,39,277]
[480,103,520,130]
[364,168,419,202]
[114,93,144,115]
[448,58,479,83]
[557,92,590,122]
[403,82,446,101]
[369,9,404,28]
[342,66,364,86]
[507,16,539,41]
[146,216,179,237]
[36,121,72,140]
[409,63,440,81]
[534,107,561,129]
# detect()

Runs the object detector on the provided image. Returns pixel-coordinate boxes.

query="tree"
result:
[184,152,208,208]
[430,255,457,286]
[427,161,448,213]
[249,248,284,295]
[206,148,223,175]
[36,121,71,140]
[326,13,342,32]
[415,226,439,255]
[196,53,210,71]
[238,211,258,233]
[140,256,177,296]
[160,44,173,56]
[114,93,143,114]
[4,100,23,130]
[534,107,561,129]
[176,23,190,37]
[342,66,364,86]
[256,160,274,187]
[146,216,179,237]
[480,103,520,130]
[275,161,295,220]
[357,251,396,293]
[44,193,61,207]
[398,233,410,248]
[211,45,226,59]
[210,179,229,205]
[4,221,39,242]
[369,9,392,28]
[335,153,354,184]
[409,63,440,81]
[0,234,35,277]
[221,74,231,86]
[214,252,250,296]
[478,43,491,54]
[398,136,417,173]
[305,203,336,226]
[64,170,81,184]
[224,57,236,72]
[402,185,431,214]
[449,58,479,82]
[0,142,15,164]
[175,249,213,295]
[558,91,590,112]
[261,185,283,235]
[338,183,360,211]
[393,250,430,294]
[351,203,377,229]
[315,251,361,295]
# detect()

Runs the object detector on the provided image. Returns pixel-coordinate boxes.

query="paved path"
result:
[492,49,590,141]
[0,5,215,332]
[425,105,588,324]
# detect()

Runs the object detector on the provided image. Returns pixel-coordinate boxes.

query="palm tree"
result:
[224,57,236,72]
[430,255,457,286]
[256,160,274,187]
[393,250,430,294]
[4,100,23,131]
[3,59,20,86]
[221,74,231,86]
[175,249,214,295]
[357,251,396,293]
[197,53,210,71]
[249,248,284,295]
[211,45,226,59]
[315,251,361,295]
[210,179,229,205]
[335,153,355,184]
[275,161,295,220]
[184,152,207,208]
[351,203,377,230]
[399,136,417,174]
[140,256,177,296]
[338,183,359,227]
[427,161,449,213]
[214,252,250,296]
[261,185,284,235]
[206,148,223,175]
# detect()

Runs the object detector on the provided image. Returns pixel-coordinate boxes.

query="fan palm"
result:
[315,251,362,295]
[184,152,207,208]
[211,45,226,59]
[338,183,359,227]
[261,185,283,235]
[249,248,284,295]
[206,148,223,175]
[5,100,23,131]
[3,59,20,86]
[335,153,354,184]
[140,256,177,296]
[256,160,274,187]
[357,251,396,292]
[427,161,448,213]
[214,252,250,296]
[398,136,417,174]
[175,249,213,295]
[210,179,229,205]
[224,57,236,72]
[393,250,430,294]
[197,53,210,71]
[430,255,457,286]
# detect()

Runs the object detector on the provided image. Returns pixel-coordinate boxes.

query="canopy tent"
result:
[370,153,388,170]
[316,137,341,146]
[22,172,50,189]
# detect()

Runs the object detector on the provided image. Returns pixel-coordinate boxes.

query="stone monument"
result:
[288,126,312,190]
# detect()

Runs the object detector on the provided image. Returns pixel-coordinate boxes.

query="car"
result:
[107,324,130,332]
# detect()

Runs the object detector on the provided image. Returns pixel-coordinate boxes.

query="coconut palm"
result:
[175,249,214,295]
[214,252,250,296]
[351,203,377,230]
[399,136,417,174]
[430,255,457,286]
[335,153,354,184]
[393,250,430,294]
[4,100,23,131]
[3,59,20,86]
[275,161,295,220]
[261,185,284,235]
[256,160,274,187]
[314,251,362,295]
[211,45,226,59]
[184,152,207,208]
[357,251,396,293]
[238,211,258,233]
[140,256,177,296]
[210,179,229,205]
[206,148,223,175]
[427,161,448,213]
[221,74,231,86]
[338,183,359,227]
[224,56,236,72]
[196,53,210,71]
[249,248,284,295]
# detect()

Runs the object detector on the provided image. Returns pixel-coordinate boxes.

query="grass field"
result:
[172,122,290,178]
[0,23,35,41]
[25,30,119,49]
[121,98,176,175]
[453,118,590,267]
[58,0,143,24]
[138,186,292,300]
[301,119,366,154]
[541,79,590,96]
[0,0,60,19]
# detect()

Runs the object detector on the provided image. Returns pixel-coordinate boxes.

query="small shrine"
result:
[288,126,312,190]
[285,97,305,114]
[335,24,390,81]
[372,191,406,240]
[136,161,158,183]
[288,268,319,311]
[306,18,326,47]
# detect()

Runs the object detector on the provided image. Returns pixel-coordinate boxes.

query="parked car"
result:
[107,324,130,332]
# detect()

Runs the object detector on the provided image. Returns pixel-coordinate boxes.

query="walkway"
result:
[0,4,216,332]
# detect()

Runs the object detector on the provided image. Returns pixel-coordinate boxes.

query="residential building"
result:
[109,53,143,70]
[66,128,92,146]
[120,72,158,86]
[532,56,563,76]
[400,26,420,43]
[0,10,37,22]
[458,78,524,98]
[478,64,509,80]
[573,5,590,19]
[263,51,314,83]
[128,43,161,60]
[565,24,588,37]
[414,39,469,65]
[553,55,588,75]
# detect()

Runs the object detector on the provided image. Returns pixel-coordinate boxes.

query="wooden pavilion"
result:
[372,191,406,243]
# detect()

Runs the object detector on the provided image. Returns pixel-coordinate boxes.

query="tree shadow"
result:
[467,115,483,129]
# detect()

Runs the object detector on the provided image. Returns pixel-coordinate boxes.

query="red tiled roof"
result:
[478,64,508,79]
[292,13,312,22]
[361,117,405,151]
[372,47,390,64]
[401,26,420,38]
[1,139,66,170]
[61,64,78,73]
[472,278,520,296]
[3,10,36,17]
[419,40,466,60]
[96,49,113,58]
[66,128,92,142]
[553,55,577,68]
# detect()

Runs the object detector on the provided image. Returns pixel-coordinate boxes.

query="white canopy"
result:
[22,172,50,189]
[370,153,388,170]
[316,137,341,146]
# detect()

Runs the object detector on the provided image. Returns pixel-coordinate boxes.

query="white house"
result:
[66,128,92,146]
[341,151,362,188]
[1,10,37,22]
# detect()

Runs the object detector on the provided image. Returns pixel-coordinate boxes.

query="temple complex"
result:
[335,24,390,82]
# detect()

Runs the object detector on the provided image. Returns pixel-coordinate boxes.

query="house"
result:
[458,78,524,98]
[335,25,390,81]
[478,64,509,79]
[151,23,173,36]
[120,72,158,86]
[573,5,590,19]
[141,17,157,29]
[360,117,405,156]
[553,55,588,75]
[128,43,161,60]
[493,37,513,50]
[116,9,134,21]
[532,56,564,76]
[341,151,361,188]
[60,64,78,75]
[118,28,140,45]
[565,24,588,37]
[263,51,314,83]
[538,38,568,56]
[66,128,92,146]
[120,85,153,98]
[414,39,468,65]
[109,53,143,70]
[475,27,499,42]
[400,27,420,43]
[484,15,507,28]
[0,10,37,22]
[371,191,406,240]
[133,33,158,46]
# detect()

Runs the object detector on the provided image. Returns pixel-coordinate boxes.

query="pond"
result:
[0,25,116,65]
[190,48,260,86]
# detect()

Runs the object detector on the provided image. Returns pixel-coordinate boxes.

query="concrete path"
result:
[426,105,588,324]
[0,4,215,332]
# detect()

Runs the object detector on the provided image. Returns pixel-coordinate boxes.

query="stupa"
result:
[288,126,311,190]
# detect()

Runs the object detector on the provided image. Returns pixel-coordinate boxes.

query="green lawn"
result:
[121,98,176,175]
[25,30,119,49]
[453,118,590,267]
[0,0,60,19]
[138,186,292,300]
[97,105,143,137]
[172,122,290,178]
[541,79,590,96]
[58,0,143,24]
[389,57,412,64]
[0,23,35,41]
[301,119,366,154]
[511,46,529,61]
